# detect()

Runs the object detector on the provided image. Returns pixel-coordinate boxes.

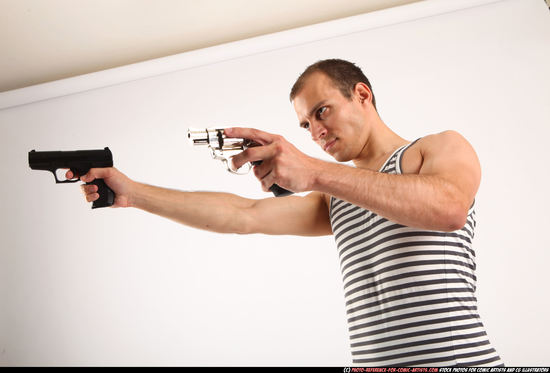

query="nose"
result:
[310,121,327,142]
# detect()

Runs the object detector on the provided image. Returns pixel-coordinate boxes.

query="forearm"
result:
[130,182,255,234]
[312,161,467,232]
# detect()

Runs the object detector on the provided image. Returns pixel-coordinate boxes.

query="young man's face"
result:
[292,72,368,163]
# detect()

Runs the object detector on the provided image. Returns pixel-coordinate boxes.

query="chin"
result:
[332,152,351,163]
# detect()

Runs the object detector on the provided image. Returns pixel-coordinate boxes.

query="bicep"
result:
[245,191,332,236]
[419,131,481,207]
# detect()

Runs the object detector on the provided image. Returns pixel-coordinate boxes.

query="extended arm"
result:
[73,168,332,236]
[131,183,331,236]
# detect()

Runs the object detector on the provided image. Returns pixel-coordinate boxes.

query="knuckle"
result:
[105,167,114,177]
[243,148,256,161]
[253,167,261,178]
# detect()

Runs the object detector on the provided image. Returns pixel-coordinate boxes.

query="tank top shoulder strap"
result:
[395,138,421,175]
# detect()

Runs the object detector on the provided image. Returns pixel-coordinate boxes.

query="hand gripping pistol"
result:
[187,128,293,197]
[28,147,115,209]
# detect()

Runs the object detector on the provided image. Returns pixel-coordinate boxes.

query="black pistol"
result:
[28,147,115,209]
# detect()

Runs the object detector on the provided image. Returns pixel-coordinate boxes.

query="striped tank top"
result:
[329,140,503,367]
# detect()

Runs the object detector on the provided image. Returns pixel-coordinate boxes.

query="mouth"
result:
[323,139,337,152]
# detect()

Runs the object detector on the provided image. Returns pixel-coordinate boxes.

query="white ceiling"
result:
[0,0,423,92]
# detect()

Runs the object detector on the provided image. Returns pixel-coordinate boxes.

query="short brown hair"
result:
[289,59,376,110]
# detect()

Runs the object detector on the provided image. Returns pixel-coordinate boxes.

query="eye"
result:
[300,122,310,130]
[317,106,328,119]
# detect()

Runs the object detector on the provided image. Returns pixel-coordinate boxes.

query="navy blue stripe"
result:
[350,322,484,348]
[332,208,380,238]
[353,340,491,362]
[379,148,402,172]
[353,331,487,356]
[349,314,481,340]
[330,200,352,220]
[345,278,472,306]
[340,233,473,274]
[463,356,504,367]
[397,138,421,174]
[342,245,474,283]
[391,348,498,367]
[336,220,397,256]
[344,260,476,292]
[349,304,478,332]
[344,268,476,298]
[337,225,474,264]
[347,296,477,324]
[346,288,475,315]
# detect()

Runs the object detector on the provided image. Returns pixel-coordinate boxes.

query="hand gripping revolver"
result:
[187,128,293,197]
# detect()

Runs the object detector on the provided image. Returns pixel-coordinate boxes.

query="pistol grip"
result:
[88,179,115,209]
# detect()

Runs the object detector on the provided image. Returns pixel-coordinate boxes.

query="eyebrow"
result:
[299,100,327,127]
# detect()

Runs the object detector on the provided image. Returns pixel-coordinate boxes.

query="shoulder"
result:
[401,130,479,175]
[420,130,472,150]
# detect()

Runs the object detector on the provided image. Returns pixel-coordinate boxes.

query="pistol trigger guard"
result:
[52,168,79,183]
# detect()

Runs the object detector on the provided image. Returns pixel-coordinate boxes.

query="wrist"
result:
[127,180,143,209]
[309,160,345,195]
[308,157,329,192]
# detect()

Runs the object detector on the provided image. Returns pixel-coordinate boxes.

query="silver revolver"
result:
[187,127,293,197]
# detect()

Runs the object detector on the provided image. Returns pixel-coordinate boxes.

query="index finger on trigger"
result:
[230,145,271,171]
[225,127,274,145]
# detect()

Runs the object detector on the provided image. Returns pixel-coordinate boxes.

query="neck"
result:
[352,115,408,170]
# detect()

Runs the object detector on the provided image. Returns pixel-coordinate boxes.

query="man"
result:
[72,59,503,366]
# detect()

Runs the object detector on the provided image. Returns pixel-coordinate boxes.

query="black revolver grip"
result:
[89,179,115,209]
[251,160,293,197]
[269,184,293,197]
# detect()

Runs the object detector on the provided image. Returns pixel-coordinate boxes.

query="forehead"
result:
[297,72,340,98]
[293,72,343,112]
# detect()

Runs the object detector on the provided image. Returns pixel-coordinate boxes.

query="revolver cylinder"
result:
[188,128,253,152]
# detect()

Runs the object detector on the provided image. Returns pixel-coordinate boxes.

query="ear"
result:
[353,82,373,106]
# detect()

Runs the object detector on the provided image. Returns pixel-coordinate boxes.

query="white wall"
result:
[0,0,423,92]
[1,0,549,366]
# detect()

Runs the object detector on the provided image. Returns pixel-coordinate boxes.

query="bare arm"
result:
[73,168,332,236]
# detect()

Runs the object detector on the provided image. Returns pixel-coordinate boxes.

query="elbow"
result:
[441,203,469,232]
